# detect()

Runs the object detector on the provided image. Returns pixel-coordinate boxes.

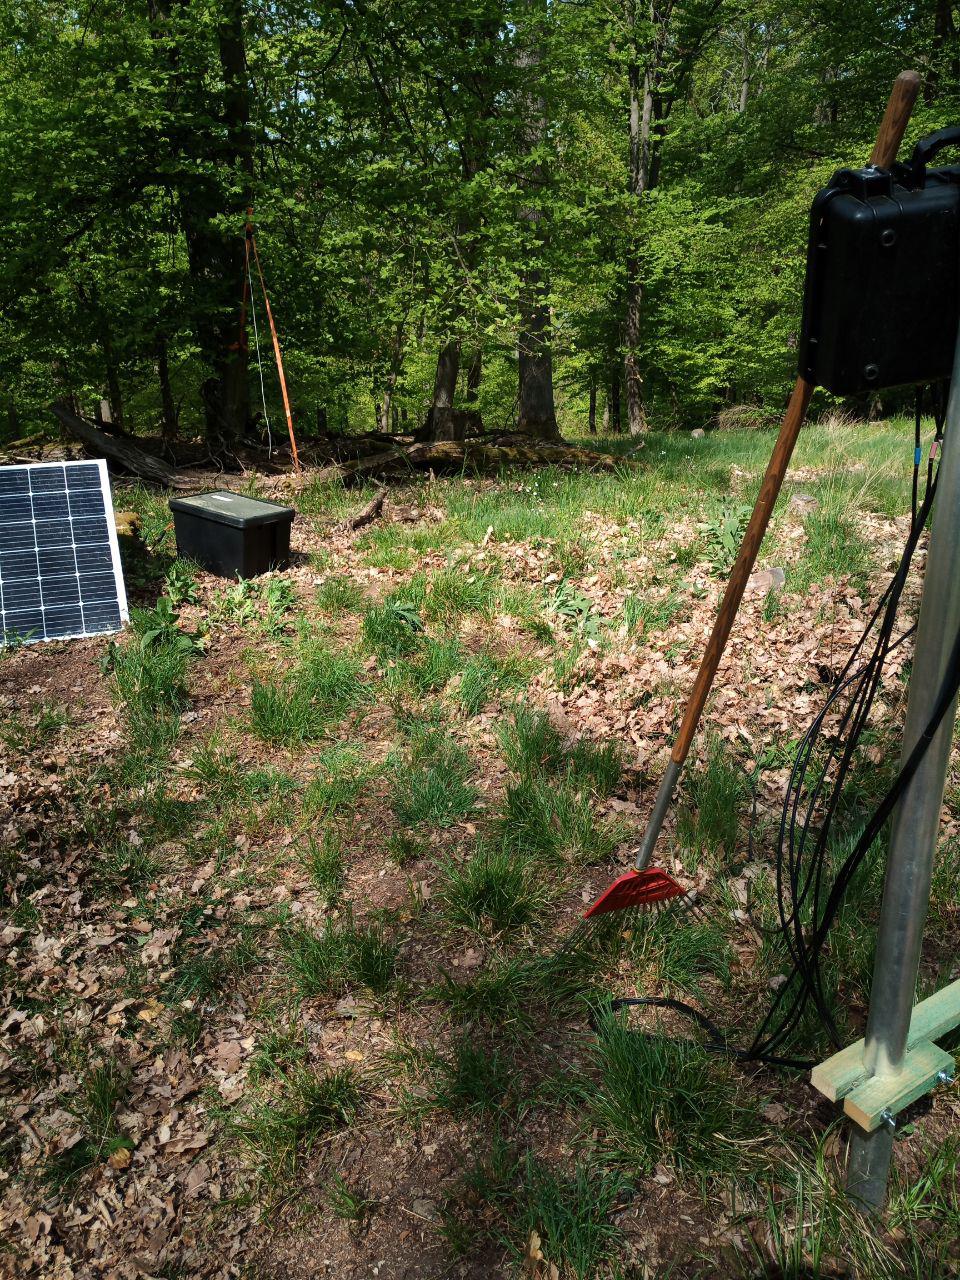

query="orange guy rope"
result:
[249,222,301,472]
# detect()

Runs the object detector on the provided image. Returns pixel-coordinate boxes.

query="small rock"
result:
[790,492,820,516]
[690,428,706,439]
[746,566,786,595]
[114,511,142,539]
[411,1198,438,1220]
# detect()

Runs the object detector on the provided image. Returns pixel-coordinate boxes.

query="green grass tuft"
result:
[676,736,749,866]
[390,735,478,829]
[497,706,566,775]
[590,1006,754,1178]
[232,1066,362,1182]
[362,596,425,660]
[250,645,368,745]
[316,574,367,613]
[505,1157,627,1280]
[301,830,345,904]
[456,651,530,716]
[43,1059,132,1188]
[284,916,397,997]
[438,842,541,934]
[499,774,621,865]
[431,1038,514,1117]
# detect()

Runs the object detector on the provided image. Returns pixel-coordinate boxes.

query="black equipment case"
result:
[169,491,295,578]
[798,127,960,395]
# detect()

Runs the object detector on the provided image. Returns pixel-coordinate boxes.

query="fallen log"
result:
[341,486,386,531]
[313,436,627,486]
[51,405,192,488]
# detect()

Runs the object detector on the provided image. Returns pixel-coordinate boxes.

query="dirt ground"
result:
[3,434,960,1278]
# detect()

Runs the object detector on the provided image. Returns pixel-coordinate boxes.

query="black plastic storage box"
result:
[169,491,295,578]
[798,126,960,396]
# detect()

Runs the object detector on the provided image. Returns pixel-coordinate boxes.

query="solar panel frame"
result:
[0,458,128,646]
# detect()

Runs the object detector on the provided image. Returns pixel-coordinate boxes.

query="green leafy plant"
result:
[547,579,603,640]
[261,578,298,635]
[702,501,752,573]
[214,577,260,625]
[163,559,199,606]
[362,597,425,660]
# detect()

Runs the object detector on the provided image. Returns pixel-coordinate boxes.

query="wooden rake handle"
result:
[669,70,921,769]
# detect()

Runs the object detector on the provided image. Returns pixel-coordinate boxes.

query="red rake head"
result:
[583,867,686,919]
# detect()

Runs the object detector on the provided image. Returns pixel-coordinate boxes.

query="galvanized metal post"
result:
[846,329,960,1210]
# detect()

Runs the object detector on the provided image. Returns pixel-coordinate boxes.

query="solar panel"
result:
[0,459,128,646]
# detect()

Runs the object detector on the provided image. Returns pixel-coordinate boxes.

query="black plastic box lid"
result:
[169,491,295,529]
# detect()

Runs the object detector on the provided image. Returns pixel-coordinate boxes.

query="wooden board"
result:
[843,1042,954,1132]
[811,978,960,1103]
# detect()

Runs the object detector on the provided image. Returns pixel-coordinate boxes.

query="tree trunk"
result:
[428,339,463,441]
[157,333,178,440]
[465,349,483,402]
[378,363,398,434]
[588,378,597,434]
[517,265,559,439]
[102,335,125,433]
[52,404,189,486]
[155,0,253,443]
[607,368,622,433]
[516,0,560,441]
[623,0,657,438]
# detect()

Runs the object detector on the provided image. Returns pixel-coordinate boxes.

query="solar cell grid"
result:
[0,459,128,645]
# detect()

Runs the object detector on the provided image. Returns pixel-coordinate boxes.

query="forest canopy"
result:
[1,0,958,446]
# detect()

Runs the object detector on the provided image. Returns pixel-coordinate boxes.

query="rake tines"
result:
[582,867,687,918]
[554,867,691,961]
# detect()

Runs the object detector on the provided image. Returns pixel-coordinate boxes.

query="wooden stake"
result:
[249,226,301,472]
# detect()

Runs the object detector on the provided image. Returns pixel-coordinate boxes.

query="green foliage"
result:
[43,1060,132,1188]
[316,575,366,614]
[504,1158,627,1280]
[430,1039,515,1117]
[703,501,752,574]
[456,651,529,716]
[497,706,566,776]
[301,830,345,904]
[163,560,199,607]
[232,1067,362,1182]
[362,598,425,661]
[675,736,750,866]
[326,1171,376,1223]
[105,598,198,772]
[1,702,68,754]
[499,773,620,865]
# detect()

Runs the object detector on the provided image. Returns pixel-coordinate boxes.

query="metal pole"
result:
[846,328,960,1210]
